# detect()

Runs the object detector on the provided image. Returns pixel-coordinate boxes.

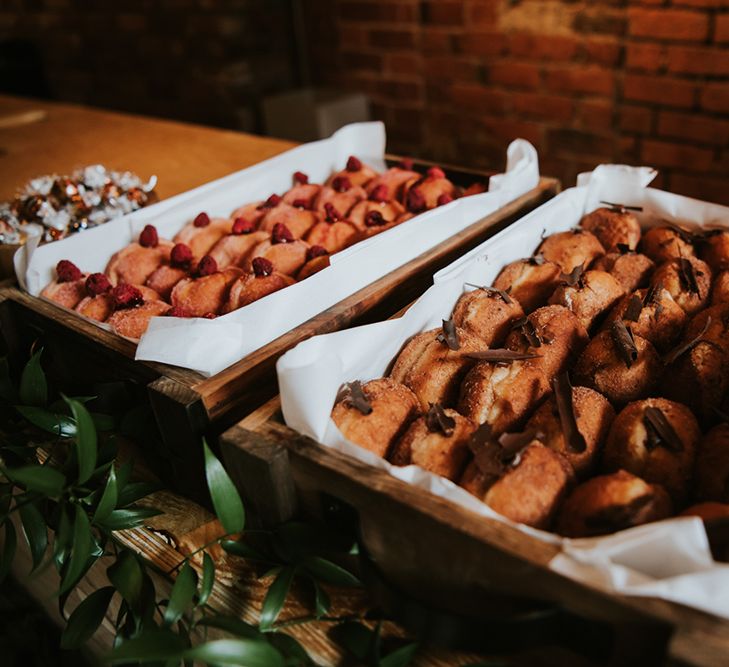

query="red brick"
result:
[386,53,422,76]
[465,0,499,25]
[626,43,665,72]
[667,46,729,76]
[623,74,696,108]
[421,29,453,54]
[577,100,614,133]
[339,1,417,23]
[369,28,416,49]
[670,173,729,206]
[341,51,384,72]
[337,25,368,48]
[620,105,654,134]
[701,83,729,112]
[478,117,544,146]
[545,66,615,96]
[375,80,423,102]
[573,10,627,37]
[583,39,622,66]
[642,140,714,171]
[658,111,729,145]
[628,8,709,41]
[424,56,480,82]
[509,33,580,61]
[717,15,729,43]
[456,31,508,57]
[449,84,508,115]
[488,61,541,90]
[421,1,464,25]
[511,93,575,122]
[675,0,728,7]
[547,128,616,159]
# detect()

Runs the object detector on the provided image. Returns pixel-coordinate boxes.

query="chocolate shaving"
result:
[584,493,656,533]
[512,317,543,348]
[498,430,541,467]
[678,258,700,295]
[664,222,695,244]
[467,423,504,480]
[616,243,633,255]
[466,349,541,364]
[559,263,585,288]
[464,283,513,304]
[552,373,586,453]
[663,316,711,365]
[337,381,373,415]
[425,403,456,437]
[643,406,684,453]
[610,320,638,368]
[623,294,643,322]
[436,319,460,351]
[643,283,664,319]
[527,254,546,266]
[600,200,643,213]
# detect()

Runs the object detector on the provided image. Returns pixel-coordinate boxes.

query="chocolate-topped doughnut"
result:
[650,256,711,315]
[451,287,525,347]
[641,225,695,263]
[579,206,641,252]
[536,229,605,273]
[548,268,625,331]
[492,258,562,313]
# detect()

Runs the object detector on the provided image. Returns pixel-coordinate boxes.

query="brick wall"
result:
[304,0,729,204]
[1,0,296,132]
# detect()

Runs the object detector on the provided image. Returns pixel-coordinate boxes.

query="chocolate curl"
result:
[599,200,643,213]
[467,423,504,480]
[498,430,541,465]
[678,258,700,295]
[463,283,513,304]
[643,406,683,452]
[511,317,544,348]
[643,283,664,319]
[610,320,638,368]
[559,263,585,287]
[337,381,373,415]
[664,222,696,244]
[552,373,586,453]
[616,243,634,254]
[663,316,711,366]
[584,493,656,533]
[623,294,643,322]
[466,349,541,364]
[425,403,456,437]
[436,319,460,351]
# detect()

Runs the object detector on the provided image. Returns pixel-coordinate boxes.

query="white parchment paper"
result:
[277,164,729,618]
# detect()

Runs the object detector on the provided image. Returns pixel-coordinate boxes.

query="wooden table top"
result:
[0,94,295,202]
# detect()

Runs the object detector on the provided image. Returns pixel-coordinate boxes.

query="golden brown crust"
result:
[259,204,318,239]
[365,167,420,201]
[206,231,269,270]
[41,278,88,309]
[526,385,615,478]
[641,226,695,263]
[347,199,405,231]
[331,378,420,458]
[315,185,367,218]
[389,409,476,481]
[105,241,173,286]
[229,201,267,228]
[602,398,700,505]
[389,327,483,411]
[694,424,729,504]
[711,270,729,306]
[246,239,309,276]
[450,289,525,347]
[683,302,729,353]
[650,256,712,315]
[402,174,456,209]
[556,470,672,537]
[170,267,242,317]
[548,269,625,331]
[579,207,641,252]
[145,264,189,300]
[304,221,358,253]
[106,300,171,340]
[591,252,655,292]
[536,229,605,272]
[573,329,661,406]
[492,259,562,313]
[297,255,330,280]
[327,163,378,188]
[75,294,114,321]
[223,271,296,312]
[173,218,232,257]
[697,229,729,272]
[282,183,322,208]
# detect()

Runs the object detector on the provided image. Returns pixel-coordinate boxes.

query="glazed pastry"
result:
[297,247,330,280]
[697,228,729,273]
[170,261,242,317]
[389,404,476,481]
[315,183,367,218]
[246,224,309,276]
[228,198,271,229]
[107,299,171,340]
[492,257,562,313]
[641,225,695,263]
[604,286,686,352]
[282,173,322,209]
[305,204,359,253]
[694,423,729,503]
[525,378,615,478]
[573,323,661,406]
[650,256,711,315]
[402,167,456,213]
[579,206,641,252]
[41,260,88,309]
[76,277,159,322]
[556,470,672,537]
[327,156,378,188]
[602,398,700,505]
[347,197,405,232]
[105,235,173,287]
[259,201,318,239]
[460,430,573,529]
[504,305,589,379]
[451,287,525,347]
[536,229,605,273]
[389,321,483,411]
[173,213,233,257]
[365,163,420,201]
[590,250,654,293]
[548,268,625,331]
[206,225,269,271]
[331,378,420,458]
[711,269,729,305]
[223,257,296,311]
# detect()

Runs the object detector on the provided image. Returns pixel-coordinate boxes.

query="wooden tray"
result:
[0,162,559,500]
[219,396,729,666]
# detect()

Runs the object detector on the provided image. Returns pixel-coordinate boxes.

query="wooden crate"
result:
[0,162,559,500]
[220,397,729,666]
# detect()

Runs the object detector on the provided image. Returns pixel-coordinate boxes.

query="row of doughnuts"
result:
[40,157,485,340]
[332,204,729,538]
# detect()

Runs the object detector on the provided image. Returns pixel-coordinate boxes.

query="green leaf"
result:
[301,556,360,587]
[53,506,72,571]
[107,550,143,613]
[15,406,76,437]
[0,357,15,402]
[198,552,215,607]
[59,505,94,595]
[334,621,373,662]
[98,507,161,531]
[107,627,187,663]
[92,467,118,524]
[203,439,245,534]
[19,349,47,407]
[221,539,268,562]
[164,561,197,626]
[380,643,418,667]
[260,566,295,631]
[0,520,16,583]
[18,501,48,571]
[311,579,330,618]
[5,465,65,497]
[183,639,284,667]
[60,586,114,649]
[91,412,115,432]
[196,615,261,640]
[266,633,313,666]
[116,480,158,507]
[64,396,97,484]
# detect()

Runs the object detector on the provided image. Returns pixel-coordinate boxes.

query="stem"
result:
[164,532,234,576]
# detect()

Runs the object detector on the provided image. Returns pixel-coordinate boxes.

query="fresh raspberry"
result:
[85,272,112,295]
[398,158,414,170]
[437,193,454,206]
[331,176,351,193]
[194,212,210,227]
[167,306,191,318]
[171,243,193,267]
[202,312,216,319]
[427,166,446,179]
[196,255,218,276]
[293,171,309,184]
[307,245,328,261]
[406,188,427,213]
[324,202,341,222]
[232,217,255,234]
[56,260,82,283]
[138,224,159,247]
[271,223,294,244]
[369,184,389,203]
[292,198,310,209]
[258,194,281,209]
[112,284,144,309]
[346,156,362,172]
[365,210,387,227]
[252,257,274,277]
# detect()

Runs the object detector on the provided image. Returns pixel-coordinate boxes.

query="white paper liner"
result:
[277,164,729,619]
[14,123,540,376]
